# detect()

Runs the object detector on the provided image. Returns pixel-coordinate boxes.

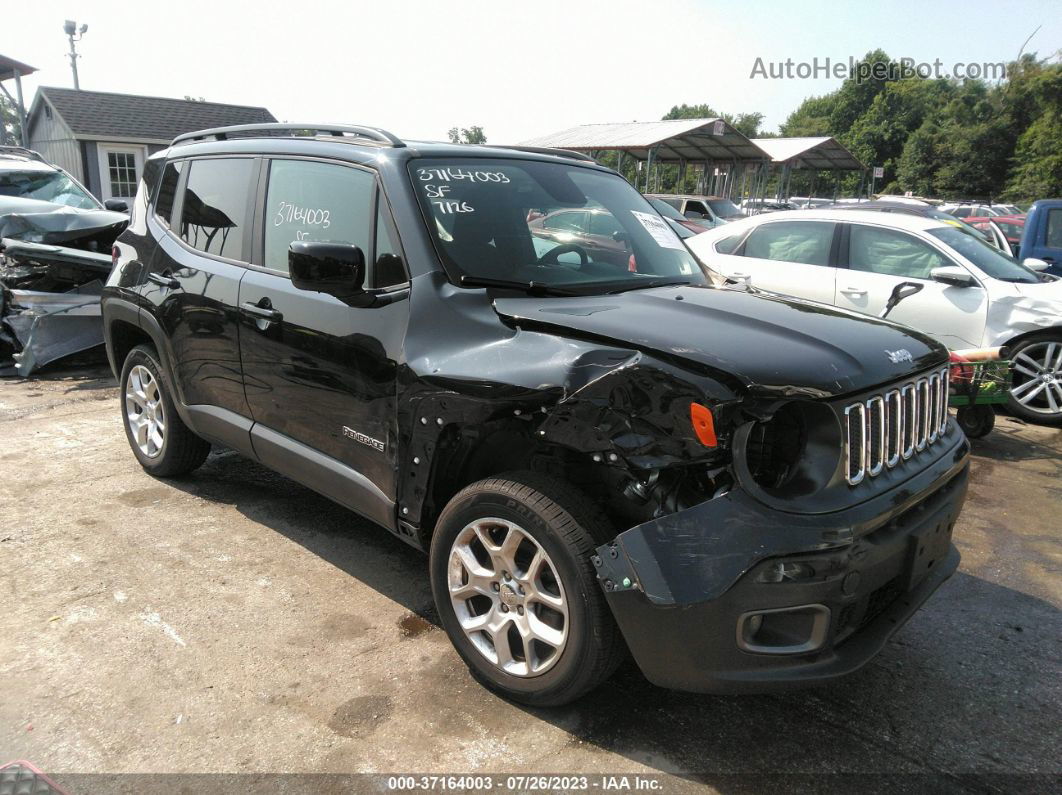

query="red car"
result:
[966,215,1025,256]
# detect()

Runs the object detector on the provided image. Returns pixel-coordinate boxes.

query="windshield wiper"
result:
[603,278,692,294]
[458,275,578,296]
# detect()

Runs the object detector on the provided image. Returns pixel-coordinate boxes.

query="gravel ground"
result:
[0,364,1059,793]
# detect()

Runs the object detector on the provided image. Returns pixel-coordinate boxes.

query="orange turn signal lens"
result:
[690,402,717,447]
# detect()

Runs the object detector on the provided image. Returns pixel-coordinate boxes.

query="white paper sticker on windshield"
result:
[631,210,685,250]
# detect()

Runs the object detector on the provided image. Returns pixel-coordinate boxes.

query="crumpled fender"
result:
[537,352,739,468]
[984,285,1062,347]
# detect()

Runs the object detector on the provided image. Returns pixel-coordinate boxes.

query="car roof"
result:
[966,214,1025,222]
[155,131,617,175]
[645,193,726,201]
[0,156,57,172]
[710,207,951,232]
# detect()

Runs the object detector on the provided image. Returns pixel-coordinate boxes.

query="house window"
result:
[107,151,138,198]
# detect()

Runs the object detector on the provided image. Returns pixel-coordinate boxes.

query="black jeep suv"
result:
[102,124,969,706]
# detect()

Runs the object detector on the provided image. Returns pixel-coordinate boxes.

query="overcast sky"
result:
[8,0,1061,143]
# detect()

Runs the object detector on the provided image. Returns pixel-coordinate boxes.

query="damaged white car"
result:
[689,209,1062,424]
[0,147,127,376]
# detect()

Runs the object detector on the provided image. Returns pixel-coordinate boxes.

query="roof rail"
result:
[0,145,45,162]
[171,123,405,148]
[498,145,595,162]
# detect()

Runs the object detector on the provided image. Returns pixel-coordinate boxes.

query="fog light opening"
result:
[737,604,831,655]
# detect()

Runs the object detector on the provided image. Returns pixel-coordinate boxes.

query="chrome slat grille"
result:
[844,368,950,486]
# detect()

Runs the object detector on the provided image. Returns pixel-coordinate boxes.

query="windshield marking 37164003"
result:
[410,158,708,295]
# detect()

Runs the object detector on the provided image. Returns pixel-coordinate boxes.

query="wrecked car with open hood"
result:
[0,148,127,375]
[101,125,969,706]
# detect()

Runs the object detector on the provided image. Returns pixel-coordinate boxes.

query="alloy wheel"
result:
[1011,341,1062,416]
[125,365,166,457]
[447,517,569,677]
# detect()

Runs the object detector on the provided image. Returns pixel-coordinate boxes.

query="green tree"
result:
[1,95,22,146]
[1004,108,1062,200]
[827,49,902,133]
[895,121,944,196]
[1001,55,1062,200]
[447,125,487,144]
[779,94,836,137]
[844,77,955,189]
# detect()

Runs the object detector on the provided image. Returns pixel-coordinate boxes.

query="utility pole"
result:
[63,20,88,90]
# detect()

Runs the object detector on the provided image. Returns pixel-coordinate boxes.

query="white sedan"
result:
[688,209,1062,424]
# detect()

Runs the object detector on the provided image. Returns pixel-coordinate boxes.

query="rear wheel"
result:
[429,472,624,706]
[1007,335,1062,426]
[120,345,210,476]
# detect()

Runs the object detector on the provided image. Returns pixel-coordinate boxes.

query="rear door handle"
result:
[147,272,179,289]
[241,301,283,322]
[841,286,867,296]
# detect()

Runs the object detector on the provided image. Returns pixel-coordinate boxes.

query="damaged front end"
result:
[0,202,125,376]
[398,280,969,692]
[585,379,970,694]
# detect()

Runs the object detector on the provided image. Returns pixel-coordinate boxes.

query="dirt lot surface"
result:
[1,365,1059,792]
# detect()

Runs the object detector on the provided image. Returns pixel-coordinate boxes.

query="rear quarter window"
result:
[179,158,255,261]
[154,160,183,226]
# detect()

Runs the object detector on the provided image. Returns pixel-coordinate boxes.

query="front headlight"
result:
[737,400,842,498]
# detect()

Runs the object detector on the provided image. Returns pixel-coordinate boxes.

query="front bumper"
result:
[594,433,970,693]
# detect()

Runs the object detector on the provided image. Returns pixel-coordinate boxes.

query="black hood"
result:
[493,284,948,398]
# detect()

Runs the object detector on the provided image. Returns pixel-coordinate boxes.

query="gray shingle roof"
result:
[38,87,276,142]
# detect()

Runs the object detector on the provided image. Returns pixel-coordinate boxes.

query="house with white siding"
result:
[26,87,275,206]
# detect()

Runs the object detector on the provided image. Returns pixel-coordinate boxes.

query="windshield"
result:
[928,225,1039,283]
[411,159,707,293]
[707,198,743,218]
[0,168,99,209]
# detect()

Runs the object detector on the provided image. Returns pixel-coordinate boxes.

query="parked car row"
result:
[645,193,745,226]
[688,208,1062,424]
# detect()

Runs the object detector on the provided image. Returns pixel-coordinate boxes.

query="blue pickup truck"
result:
[1018,199,1062,276]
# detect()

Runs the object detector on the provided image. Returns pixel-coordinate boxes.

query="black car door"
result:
[238,157,410,528]
[145,156,256,442]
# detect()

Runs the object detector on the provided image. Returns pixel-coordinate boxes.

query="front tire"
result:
[1007,335,1062,426]
[430,472,624,706]
[120,344,210,476]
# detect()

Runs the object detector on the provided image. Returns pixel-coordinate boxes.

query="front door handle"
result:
[241,301,283,322]
[840,286,867,296]
[147,272,179,289]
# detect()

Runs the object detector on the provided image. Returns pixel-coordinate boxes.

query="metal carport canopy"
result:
[749,136,864,170]
[517,119,768,163]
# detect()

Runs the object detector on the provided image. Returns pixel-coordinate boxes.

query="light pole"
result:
[63,20,88,90]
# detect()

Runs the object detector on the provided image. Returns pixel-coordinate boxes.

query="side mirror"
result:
[104,199,129,212]
[289,241,366,304]
[611,230,629,243]
[930,265,976,287]
[1022,257,1050,272]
